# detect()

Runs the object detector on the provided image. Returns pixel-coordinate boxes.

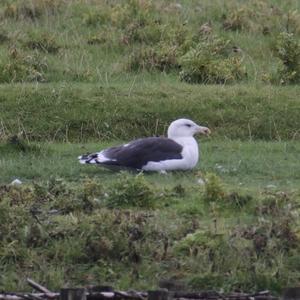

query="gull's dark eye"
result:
[186,124,192,127]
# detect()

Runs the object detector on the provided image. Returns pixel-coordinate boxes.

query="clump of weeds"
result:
[83,10,110,27]
[220,2,297,35]
[172,206,299,293]
[0,47,47,83]
[84,210,152,263]
[125,23,191,71]
[0,31,10,44]
[26,32,60,54]
[126,43,180,72]
[106,172,157,209]
[32,177,103,214]
[82,0,159,30]
[273,32,300,84]
[203,173,226,203]
[222,8,251,32]
[254,191,300,251]
[179,35,247,84]
[87,32,108,45]
[3,0,62,20]
[203,173,252,210]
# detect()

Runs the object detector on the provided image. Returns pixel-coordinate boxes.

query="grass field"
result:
[0,0,300,295]
[1,140,300,189]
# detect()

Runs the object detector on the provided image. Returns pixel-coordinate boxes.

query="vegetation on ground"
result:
[0,0,300,84]
[1,166,300,293]
[0,0,299,295]
[0,141,299,293]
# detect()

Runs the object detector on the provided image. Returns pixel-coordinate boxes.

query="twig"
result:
[26,278,52,294]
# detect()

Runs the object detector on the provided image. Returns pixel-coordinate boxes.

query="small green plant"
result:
[285,10,300,35]
[203,173,226,203]
[222,8,250,31]
[274,32,300,84]
[106,172,156,208]
[87,33,108,45]
[0,31,9,44]
[111,0,158,28]
[122,22,162,45]
[188,273,224,290]
[3,0,61,20]
[126,43,180,72]
[83,10,111,27]
[179,36,246,84]
[0,48,47,83]
[174,230,226,256]
[81,177,103,201]
[26,32,60,54]
[225,192,252,208]
[32,177,103,213]
[124,21,192,71]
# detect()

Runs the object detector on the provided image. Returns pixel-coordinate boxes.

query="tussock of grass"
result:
[0,47,47,83]
[273,32,300,84]
[179,35,247,84]
[106,172,157,208]
[25,32,60,54]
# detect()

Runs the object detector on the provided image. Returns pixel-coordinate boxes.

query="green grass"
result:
[0,0,300,295]
[0,0,299,84]
[0,83,299,141]
[0,141,299,293]
[0,140,300,189]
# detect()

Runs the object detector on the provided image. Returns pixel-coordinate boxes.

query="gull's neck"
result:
[171,136,197,147]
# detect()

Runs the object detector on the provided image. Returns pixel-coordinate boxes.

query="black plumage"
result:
[81,137,183,170]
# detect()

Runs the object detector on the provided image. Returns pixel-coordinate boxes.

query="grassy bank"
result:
[1,83,299,142]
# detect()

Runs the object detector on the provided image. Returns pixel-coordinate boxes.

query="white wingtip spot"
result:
[97,152,117,163]
[11,179,22,185]
[78,151,117,165]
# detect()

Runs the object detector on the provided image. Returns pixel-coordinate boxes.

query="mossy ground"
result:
[0,0,300,294]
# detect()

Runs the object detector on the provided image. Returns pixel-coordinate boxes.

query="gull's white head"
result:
[167,118,211,139]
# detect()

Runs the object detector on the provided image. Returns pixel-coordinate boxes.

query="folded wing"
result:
[79,137,183,170]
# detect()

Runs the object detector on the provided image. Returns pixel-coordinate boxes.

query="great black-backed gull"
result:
[78,119,210,171]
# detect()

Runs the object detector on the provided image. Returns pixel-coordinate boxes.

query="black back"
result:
[102,137,183,169]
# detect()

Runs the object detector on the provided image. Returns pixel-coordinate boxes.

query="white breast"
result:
[174,137,199,169]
